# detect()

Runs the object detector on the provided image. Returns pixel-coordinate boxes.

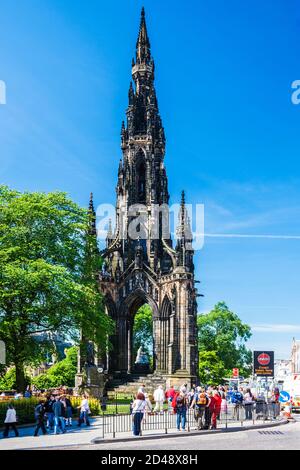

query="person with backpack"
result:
[53,396,66,434]
[173,391,188,431]
[3,404,19,438]
[34,400,47,437]
[232,387,244,420]
[190,387,210,430]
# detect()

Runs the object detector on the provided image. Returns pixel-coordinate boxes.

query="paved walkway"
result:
[0,416,288,450]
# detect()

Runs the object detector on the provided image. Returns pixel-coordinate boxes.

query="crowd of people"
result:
[1,383,284,439]
[130,383,282,436]
[2,394,91,439]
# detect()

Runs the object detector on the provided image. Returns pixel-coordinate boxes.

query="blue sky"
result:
[1,0,300,359]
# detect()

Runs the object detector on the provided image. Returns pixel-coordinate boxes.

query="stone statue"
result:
[135,346,149,365]
[86,341,95,366]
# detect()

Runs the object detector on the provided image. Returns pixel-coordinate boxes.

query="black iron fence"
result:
[99,403,282,438]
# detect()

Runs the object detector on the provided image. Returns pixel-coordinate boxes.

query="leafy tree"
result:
[198,302,252,383]
[0,186,113,391]
[133,304,153,361]
[31,346,78,389]
[198,351,226,386]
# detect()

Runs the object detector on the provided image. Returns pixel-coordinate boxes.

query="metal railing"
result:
[99,402,282,438]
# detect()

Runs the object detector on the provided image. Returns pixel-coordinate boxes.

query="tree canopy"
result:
[0,186,113,391]
[133,304,153,361]
[197,302,252,384]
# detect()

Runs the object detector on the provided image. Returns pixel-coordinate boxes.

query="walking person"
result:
[153,385,165,413]
[270,388,280,420]
[34,400,47,437]
[65,396,73,427]
[77,395,91,427]
[3,404,19,438]
[174,391,188,431]
[53,396,66,434]
[132,392,150,436]
[244,388,254,420]
[45,394,55,430]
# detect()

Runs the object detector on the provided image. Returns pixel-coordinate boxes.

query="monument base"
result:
[75,366,107,399]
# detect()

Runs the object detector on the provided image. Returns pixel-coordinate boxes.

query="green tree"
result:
[133,304,153,361]
[0,186,113,391]
[198,351,226,386]
[32,346,78,389]
[197,302,252,383]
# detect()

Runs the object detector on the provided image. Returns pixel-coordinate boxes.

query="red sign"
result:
[257,353,271,366]
[232,368,239,378]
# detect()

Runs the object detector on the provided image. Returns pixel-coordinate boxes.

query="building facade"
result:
[291,338,300,374]
[98,9,199,387]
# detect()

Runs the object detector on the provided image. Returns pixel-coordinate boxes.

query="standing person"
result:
[77,395,91,427]
[53,396,66,434]
[45,395,55,431]
[232,387,244,420]
[153,385,165,413]
[65,396,73,427]
[190,387,210,430]
[270,388,280,420]
[3,404,19,438]
[166,385,176,412]
[211,391,222,430]
[34,400,47,437]
[244,388,254,420]
[132,392,149,436]
[175,391,188,431]
[220,391,228,416]
[138,384,146,395]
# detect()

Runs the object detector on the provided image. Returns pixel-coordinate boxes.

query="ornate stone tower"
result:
[100,8,199,388]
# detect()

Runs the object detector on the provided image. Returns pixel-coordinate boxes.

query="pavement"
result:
[0,415,291,450]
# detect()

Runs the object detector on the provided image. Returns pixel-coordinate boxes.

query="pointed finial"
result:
[89,192,94,211]
[141,6,145,17]
[181,190,185,207]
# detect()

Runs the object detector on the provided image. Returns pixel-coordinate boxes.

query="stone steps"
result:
[106,373,166,398]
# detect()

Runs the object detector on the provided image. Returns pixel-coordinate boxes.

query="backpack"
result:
[196,392,207,407]
[34,404,45,420]
[232,392,243,404]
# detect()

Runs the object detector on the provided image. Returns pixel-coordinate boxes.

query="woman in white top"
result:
[132,392,151,436]
[3,404,19,438]
[244,389,254,420]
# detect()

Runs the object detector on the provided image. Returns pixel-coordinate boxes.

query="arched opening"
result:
[136,159,146,203]
[132,304,153,372]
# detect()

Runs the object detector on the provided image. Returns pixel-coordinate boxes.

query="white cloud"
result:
[251,324,300,334]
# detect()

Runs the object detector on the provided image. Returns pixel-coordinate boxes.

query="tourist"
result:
[143,393,153,418]
[244,388,254,420]
[65,395,74,427]
[53,396,66,434]
[132,392,150,436]
[77,394,91,427]
[153,385,165,413]
[210,391,222,430]
[270,388,280,420]
[34,400,47,437]
[166,385,176,412]
[190,386,210,430]
[174,391,188,431]
[232,386,244,420]
[24,386,32,398]
[45,394,55,430]
[220,391,228,416]
[138,384,146,395]
[3,404,19,438]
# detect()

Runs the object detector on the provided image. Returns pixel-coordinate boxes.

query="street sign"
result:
[232,368,239,378]
[279,391,291,403]
[253,351,274,377]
